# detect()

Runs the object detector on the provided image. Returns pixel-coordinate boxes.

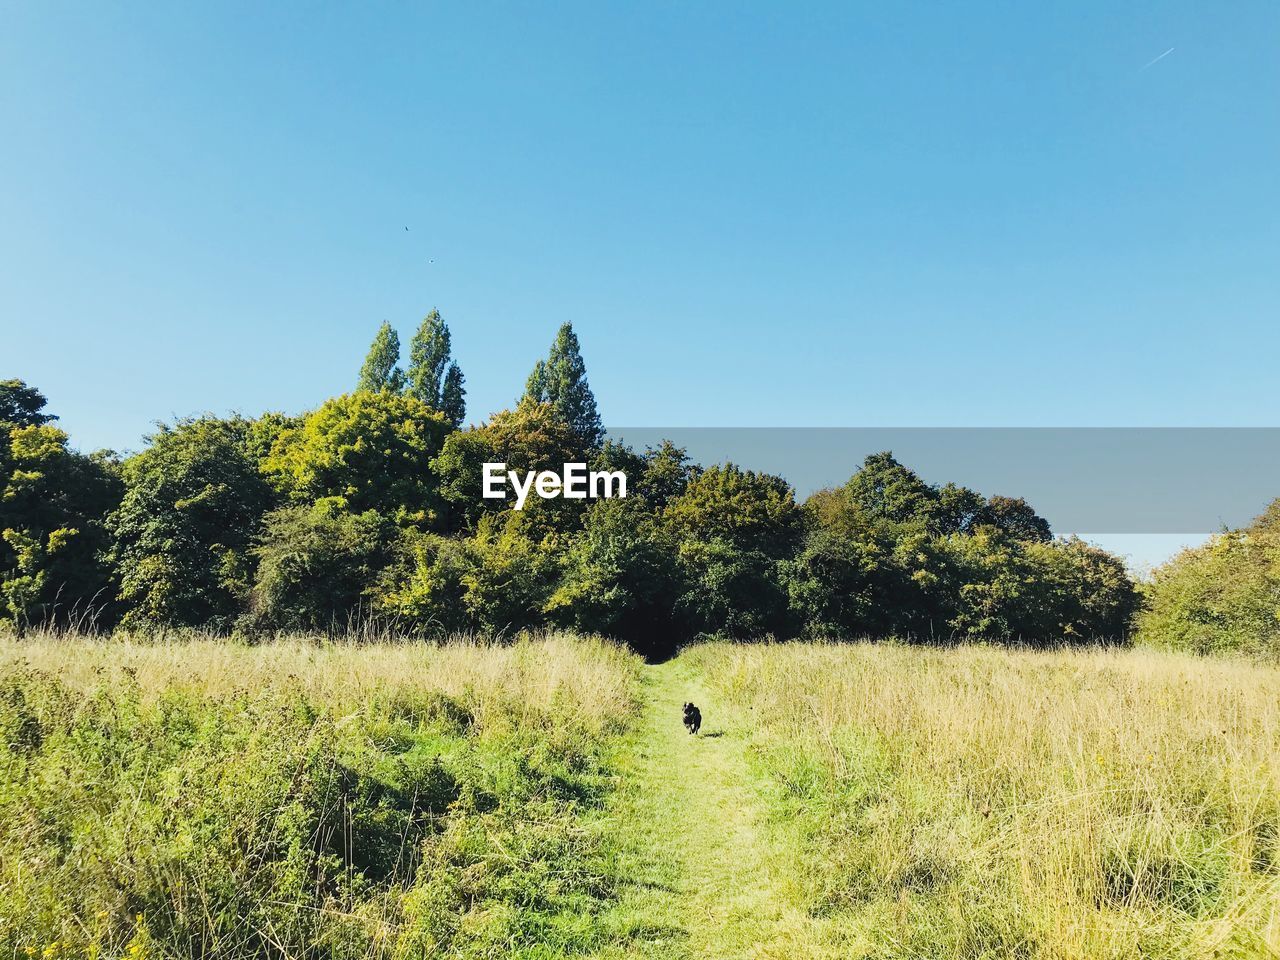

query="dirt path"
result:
[596,659,840,959]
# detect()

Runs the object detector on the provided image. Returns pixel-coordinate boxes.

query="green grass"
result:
[0,634,642,959]
[3,634,1279,958]
[683,641,1280,959]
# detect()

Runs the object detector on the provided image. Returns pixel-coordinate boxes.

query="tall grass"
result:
[685,641,1280,959]
[0,631,641,959]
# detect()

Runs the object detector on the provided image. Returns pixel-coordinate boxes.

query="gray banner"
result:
[606,428,1280,534]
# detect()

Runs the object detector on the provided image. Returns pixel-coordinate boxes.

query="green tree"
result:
[675,539,792,641]
[1136,501,1280,658]
[356,321,406,393]
[376,531,477,635]
[1025,537,1138,641]
[787,490,948,640]
[264,392,451,525]
[663,463,800,559]
[406,309,467,427]
[842,451,938,527]
[546,498,683,656]
[441,362,466,429]
[984,495,1052,542]
[0,379,57,427]
[524,322,604,448]
[110,417,271,629]
[250,502,393,633]
[433,399,581,531]
[0,425,121,630]
[637,441,701,511]
[459,511,561,634]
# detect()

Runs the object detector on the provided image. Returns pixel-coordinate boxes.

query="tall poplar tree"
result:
[441,363,466,428]
[356,322,405,392]
[523,322,603,448]
[407,309,466,427]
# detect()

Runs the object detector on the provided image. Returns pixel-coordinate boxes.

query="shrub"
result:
[1136,504,1280,658]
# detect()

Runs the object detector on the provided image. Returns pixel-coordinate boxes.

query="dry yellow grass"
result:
[684,642,1280,959]
[0,630,639,736]
[0,631,645,958]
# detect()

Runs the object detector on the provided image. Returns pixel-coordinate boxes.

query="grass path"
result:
[596,659,842,959]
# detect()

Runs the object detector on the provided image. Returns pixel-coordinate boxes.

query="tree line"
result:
[0,313,1180,657]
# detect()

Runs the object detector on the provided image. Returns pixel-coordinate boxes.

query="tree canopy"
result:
[1,320,1160,657]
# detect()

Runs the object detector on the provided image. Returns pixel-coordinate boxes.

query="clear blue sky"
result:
[3,1,1277,458]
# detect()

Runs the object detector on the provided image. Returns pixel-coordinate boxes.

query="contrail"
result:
[1141,47,1175,70]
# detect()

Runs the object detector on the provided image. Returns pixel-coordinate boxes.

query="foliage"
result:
[664,463,800,559]
[634,440,701,511]
[357,320,406,393]
[676,539,791,641]
[842,451,939,527]
[377,532,478,635]
[524,322,604,448]
[546,498,684,657]
[407,309,466,428]
[250,502,394,632]
[0,378,57,427]
[1136,501,1280,658]
[4,358,1143,651]
[434,399,582,532]
[264,392,451,525]
[110,416,272,630]
[0,424,120,629]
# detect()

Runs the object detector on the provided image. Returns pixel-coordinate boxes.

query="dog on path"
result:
[683,701,702,735]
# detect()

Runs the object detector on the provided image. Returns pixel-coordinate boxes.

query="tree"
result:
[984,495,1052,542]
[433,399,581,532]
[264,392,452,525]
[0,379,57,427]
[0,425,121,630]
[406,309,467,427]
[1025,537,1138,642]
[934,482,988,535]
[842,452,938,527]
[1136,518,1279,658]
[675,539,792,641]
[250,502,393,632]
[110,417,272,629]
[441,363,466,429]
[545,497,684,656]
[524,322,604,448]
[787,490,948,640]
[356,322,405,393]
[637,441,701,511]
[663,463,800,559]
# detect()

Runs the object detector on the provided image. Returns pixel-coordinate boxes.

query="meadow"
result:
[2,633,1277,959]
[0,633,641,959]
[683,642,1280,958]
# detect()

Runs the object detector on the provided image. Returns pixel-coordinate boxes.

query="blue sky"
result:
[2,2,1277,528]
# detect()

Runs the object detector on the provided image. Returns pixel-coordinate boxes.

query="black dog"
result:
[682,701,702,735]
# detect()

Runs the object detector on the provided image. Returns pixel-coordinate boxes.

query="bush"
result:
[1136,503,1280,658]
[250,502,394,632]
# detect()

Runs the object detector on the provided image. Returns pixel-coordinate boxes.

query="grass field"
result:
[683,642,1280,959]
[0,633,641,959]
[2,634,1278,958]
